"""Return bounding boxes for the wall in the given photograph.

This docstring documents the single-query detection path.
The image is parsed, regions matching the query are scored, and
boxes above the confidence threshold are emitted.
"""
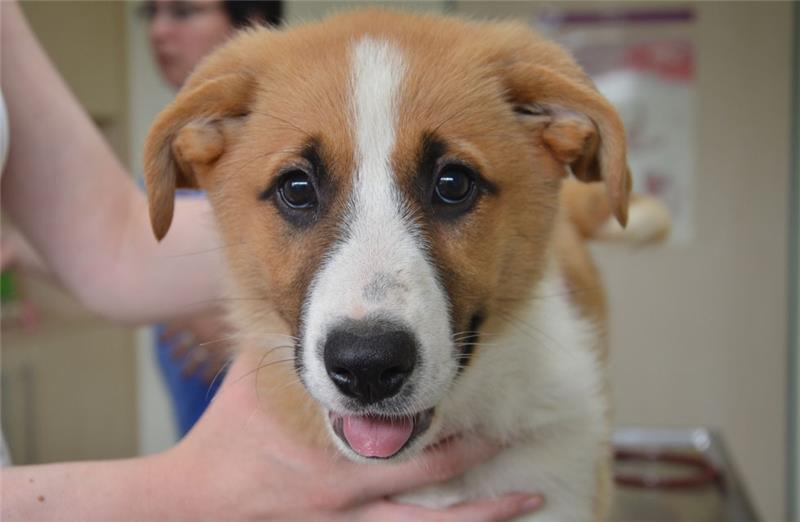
[21,0,129,160]
[601,5,792,520]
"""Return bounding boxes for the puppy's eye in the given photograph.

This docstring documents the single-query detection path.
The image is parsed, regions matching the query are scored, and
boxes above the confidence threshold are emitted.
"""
[434,165,475,205]
[279,170,317,209]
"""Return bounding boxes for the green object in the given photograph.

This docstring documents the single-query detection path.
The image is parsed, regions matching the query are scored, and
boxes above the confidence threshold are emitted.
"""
[0,270,17,302]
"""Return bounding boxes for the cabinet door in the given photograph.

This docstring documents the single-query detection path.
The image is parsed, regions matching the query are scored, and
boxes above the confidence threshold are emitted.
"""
[2,314,138,464]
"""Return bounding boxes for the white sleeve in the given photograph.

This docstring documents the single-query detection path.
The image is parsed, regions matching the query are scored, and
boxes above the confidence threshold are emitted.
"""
[0,92,9,465]
[0,91,9,173]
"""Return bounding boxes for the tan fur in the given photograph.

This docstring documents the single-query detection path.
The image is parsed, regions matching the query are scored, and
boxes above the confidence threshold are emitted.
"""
[562,179,671,243]
[553,211,608,341]
[250,348,331,450]
[552,206,614,521]
[143,9,636,518]
[561,180,614,240]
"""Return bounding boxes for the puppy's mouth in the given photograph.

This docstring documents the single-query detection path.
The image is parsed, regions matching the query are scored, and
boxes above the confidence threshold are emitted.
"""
[328,408,434,459]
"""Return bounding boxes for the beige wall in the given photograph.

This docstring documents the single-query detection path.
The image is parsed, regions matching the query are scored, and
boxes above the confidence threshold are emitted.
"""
[21,1,129,161]
[285,0,445,23]
[453,2,793,520]
[602,5,791,521]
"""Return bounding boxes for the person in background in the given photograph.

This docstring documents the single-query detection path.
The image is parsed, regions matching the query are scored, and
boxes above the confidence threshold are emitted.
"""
[145,1,283,88]
[141,0,284,438]
[1,1,544,519]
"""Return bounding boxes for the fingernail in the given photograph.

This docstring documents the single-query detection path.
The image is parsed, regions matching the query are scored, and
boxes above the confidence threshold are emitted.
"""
[521,494,544,512]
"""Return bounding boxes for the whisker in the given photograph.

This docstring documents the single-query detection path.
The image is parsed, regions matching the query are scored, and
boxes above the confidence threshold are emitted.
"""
[248,106,316,141]
[451,331,501,341]
[251,347,274,404]
[221,145,306,182]
[494,309,565,353]
[453,341,500,349]
[196,336,240,349]
[158,242,245,259]
[254,344,296,359]
[243,332,301,343]
[175,296,276,310]
[254,357,296,370]
[205,356,235,401]
[231,348,296,385]
[197,333,297,347]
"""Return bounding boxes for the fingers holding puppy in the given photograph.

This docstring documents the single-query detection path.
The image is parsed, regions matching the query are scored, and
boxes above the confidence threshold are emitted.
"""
[354,493,544,522]
[353,436,504,499]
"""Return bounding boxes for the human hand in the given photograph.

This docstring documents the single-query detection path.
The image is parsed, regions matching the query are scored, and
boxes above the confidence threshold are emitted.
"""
[160,308,233,383]
[150,352,544,521]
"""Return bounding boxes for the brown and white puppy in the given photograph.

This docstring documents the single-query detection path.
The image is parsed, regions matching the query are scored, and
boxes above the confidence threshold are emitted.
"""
[144,10,652,520]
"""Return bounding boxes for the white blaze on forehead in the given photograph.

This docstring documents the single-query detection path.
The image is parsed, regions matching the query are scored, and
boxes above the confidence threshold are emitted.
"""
[299,37,456,416]
[352,37,405,186]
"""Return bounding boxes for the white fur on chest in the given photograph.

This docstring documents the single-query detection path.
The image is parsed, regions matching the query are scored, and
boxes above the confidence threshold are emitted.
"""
[397,264,609,521]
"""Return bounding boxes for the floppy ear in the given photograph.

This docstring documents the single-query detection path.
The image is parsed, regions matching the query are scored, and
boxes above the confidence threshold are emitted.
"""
[505,63,631,227]
[143,72,254,240]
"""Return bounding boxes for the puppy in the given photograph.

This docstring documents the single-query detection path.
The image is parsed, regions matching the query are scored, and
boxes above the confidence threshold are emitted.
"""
[144,10,663,520]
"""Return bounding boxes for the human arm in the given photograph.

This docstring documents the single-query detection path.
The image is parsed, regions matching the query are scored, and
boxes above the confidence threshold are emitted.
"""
[2,353,543,522]
[1,224,50,278]
[0,1,224,324]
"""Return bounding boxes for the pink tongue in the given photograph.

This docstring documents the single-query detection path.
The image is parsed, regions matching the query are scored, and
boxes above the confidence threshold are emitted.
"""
[342,415,414,458]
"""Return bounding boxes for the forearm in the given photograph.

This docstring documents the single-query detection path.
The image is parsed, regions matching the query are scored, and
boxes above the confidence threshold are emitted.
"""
[100,195,226,324]
[2,456,183,522]
[0,2,223,323]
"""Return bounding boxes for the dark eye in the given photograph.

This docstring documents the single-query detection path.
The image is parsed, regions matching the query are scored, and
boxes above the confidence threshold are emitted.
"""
[279,170,317,209]
[434,165,475,205]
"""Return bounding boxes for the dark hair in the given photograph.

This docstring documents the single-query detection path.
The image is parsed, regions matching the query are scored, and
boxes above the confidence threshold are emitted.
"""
[222,1,283,28]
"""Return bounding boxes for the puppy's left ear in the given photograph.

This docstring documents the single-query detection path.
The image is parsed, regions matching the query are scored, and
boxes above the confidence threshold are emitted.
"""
[505,63,631,227]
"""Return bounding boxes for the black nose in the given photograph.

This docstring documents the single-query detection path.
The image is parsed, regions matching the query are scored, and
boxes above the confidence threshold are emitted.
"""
[323,321,417,404]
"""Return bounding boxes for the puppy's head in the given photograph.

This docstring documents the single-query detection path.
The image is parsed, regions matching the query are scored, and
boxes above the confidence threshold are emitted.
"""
[144,10,629,461]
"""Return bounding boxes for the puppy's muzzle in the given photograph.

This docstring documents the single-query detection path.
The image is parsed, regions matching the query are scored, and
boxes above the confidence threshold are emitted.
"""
[323,319,418,404]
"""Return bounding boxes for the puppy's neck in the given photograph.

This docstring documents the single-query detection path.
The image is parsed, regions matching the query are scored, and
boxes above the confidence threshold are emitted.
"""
[435,255,607,442]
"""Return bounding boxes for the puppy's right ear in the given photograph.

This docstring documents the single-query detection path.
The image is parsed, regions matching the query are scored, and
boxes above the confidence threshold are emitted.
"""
[503,63,631,227]
[143,72,254,240]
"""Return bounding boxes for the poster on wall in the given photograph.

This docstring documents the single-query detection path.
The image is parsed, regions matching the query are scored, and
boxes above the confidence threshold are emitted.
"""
[537,8,695,244]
